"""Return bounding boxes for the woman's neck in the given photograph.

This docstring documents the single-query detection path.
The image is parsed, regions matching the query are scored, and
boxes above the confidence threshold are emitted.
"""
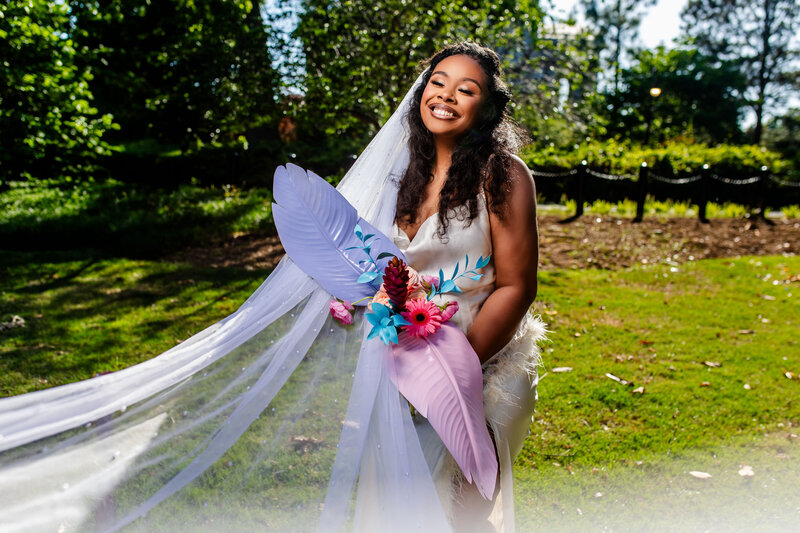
[431,137,456,183]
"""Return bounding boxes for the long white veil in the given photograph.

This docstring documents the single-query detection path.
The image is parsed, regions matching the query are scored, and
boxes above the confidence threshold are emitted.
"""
[0,74,452,532]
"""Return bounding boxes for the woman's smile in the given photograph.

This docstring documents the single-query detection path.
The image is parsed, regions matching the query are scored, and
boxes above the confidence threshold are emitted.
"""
[420,54,487,138]
[429,103,460,119]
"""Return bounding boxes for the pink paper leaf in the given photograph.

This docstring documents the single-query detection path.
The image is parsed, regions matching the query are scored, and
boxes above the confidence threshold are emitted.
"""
[389,323,498,499]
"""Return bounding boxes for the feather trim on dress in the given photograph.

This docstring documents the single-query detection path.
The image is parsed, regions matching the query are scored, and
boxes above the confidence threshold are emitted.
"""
[482,310,547,428]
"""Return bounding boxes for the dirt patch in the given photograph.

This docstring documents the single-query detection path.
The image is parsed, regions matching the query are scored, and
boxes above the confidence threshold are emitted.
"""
[538,215,799,270]
[168,216,799,272]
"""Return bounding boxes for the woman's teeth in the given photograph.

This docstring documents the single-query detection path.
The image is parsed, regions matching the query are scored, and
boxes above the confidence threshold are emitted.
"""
[432,107,455,118]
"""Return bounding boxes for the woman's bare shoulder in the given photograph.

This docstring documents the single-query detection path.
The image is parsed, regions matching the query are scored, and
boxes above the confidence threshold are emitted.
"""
[502,155,536,210]
[508,155,534,189]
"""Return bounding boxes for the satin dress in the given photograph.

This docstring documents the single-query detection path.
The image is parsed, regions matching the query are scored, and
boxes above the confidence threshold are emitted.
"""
[392,196,546,533]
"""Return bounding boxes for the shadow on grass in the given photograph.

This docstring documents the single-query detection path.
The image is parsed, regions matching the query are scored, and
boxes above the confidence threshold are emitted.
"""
[0,250,267,396]
[0,181,275,259]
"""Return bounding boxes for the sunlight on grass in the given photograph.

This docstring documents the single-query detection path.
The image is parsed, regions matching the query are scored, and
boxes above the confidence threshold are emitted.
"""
[2,253,798,529]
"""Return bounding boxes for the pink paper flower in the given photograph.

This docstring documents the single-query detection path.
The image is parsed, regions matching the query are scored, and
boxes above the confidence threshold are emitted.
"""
[329,299,354,325]
[401,298,443,338]
[440,301,459,322]
[421,274,440,290]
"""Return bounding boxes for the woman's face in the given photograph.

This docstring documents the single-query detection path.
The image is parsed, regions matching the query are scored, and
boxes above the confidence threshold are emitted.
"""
[419,54,488,140]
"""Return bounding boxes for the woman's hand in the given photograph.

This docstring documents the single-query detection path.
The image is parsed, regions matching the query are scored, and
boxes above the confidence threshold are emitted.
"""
[466,156,538,363]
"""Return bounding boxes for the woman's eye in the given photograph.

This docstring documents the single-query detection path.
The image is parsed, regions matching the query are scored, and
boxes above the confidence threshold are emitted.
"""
[459,88,474,95]
[431,80,444,87]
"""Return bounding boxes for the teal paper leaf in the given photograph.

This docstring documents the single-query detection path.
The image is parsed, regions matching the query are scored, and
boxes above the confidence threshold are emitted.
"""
[357,271,380,284]
[440,280,456,294]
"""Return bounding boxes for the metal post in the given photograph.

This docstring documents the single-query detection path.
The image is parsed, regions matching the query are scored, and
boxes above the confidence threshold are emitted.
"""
[698,164,710,224]
[575,160,586,218]
[634,162,648,223]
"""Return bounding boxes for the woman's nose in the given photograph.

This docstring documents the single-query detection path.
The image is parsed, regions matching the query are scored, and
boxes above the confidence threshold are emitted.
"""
[438,91,455,103]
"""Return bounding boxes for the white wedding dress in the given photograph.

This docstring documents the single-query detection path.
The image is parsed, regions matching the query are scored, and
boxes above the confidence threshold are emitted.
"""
[387,196,546,533]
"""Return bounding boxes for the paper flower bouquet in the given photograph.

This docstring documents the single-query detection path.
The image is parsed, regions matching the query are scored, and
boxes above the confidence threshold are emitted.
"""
[272,164,497,499]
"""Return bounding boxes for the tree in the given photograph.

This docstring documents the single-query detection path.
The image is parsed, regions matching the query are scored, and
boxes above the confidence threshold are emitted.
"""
[287,0,556,174]
[69,0,281,150]
[0,0,114,182]
[607,47,747,143]
[681,0,800,144]
[578,0,656,94]
[522,13,605,147]
[763,108,800,171]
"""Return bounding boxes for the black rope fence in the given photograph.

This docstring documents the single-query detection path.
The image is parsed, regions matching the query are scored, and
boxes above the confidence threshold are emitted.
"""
[769,176,800,188]
[530,169,577,179]
[531,161,800,223]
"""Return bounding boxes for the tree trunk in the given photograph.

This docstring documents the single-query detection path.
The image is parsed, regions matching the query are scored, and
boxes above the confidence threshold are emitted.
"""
[753,0,774,145]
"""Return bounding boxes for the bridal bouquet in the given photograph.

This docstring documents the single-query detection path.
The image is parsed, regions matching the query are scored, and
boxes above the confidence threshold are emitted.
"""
[329,226,490,345]
[272,164,498,499]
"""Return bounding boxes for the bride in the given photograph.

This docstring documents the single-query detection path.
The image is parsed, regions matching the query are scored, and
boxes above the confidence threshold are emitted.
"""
[0,42,543,533]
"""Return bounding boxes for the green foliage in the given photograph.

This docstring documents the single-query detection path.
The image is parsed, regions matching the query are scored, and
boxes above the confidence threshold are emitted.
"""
[288,0,549,175]
[540,197,800,219]
[578,0,656,92]
[604,47,747,144]
[763,108,800,174]
[521,138,789,176]
[0,179,274,255]
[781,204,800,218]
[69,0,281,151]
[0,0,115,182]
[681,0,800,143]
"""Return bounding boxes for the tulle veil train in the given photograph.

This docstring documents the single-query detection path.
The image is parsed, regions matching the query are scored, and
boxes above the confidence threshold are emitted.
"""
[0,73,465,532]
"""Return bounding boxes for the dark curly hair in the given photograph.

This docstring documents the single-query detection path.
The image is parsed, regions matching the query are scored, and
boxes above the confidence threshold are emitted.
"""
[394,42,526,238]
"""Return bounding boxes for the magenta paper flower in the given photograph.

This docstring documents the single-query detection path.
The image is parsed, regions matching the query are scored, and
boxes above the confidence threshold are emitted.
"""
[401,298,443,338]
[329,299,354,325]
[440,301,459,322]
[421,274,439,290]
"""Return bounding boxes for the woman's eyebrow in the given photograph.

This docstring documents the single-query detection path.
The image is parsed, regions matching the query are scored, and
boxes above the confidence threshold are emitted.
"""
[431,70,483,90]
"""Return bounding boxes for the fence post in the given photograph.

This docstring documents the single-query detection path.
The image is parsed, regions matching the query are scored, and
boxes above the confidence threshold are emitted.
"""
[697,163,710,223]
[634,162,648,223]
[756,165,773,224]
[574,160,586,218]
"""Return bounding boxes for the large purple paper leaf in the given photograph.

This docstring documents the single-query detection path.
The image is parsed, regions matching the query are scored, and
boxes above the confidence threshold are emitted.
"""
[272,164,405,304]
[389,323,498,499]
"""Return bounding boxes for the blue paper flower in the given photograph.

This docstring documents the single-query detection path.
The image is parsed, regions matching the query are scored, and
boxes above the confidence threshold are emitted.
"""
[365,302,411,345]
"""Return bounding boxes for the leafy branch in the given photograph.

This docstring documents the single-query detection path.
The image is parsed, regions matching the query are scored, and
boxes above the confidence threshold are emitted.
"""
[346,224,393,290]
[427,254,491,300]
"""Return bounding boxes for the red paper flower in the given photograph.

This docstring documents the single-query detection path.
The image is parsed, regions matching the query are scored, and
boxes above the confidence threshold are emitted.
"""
[401,298,443,338]
[383,257,410,311]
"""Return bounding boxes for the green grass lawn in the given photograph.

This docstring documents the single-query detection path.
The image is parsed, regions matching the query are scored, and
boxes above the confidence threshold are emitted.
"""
[517,255,800,531]
[1,251,798,529]
[0,250,266,396]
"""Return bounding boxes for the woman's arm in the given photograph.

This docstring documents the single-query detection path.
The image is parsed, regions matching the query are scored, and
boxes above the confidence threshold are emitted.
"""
[466,156,539,363]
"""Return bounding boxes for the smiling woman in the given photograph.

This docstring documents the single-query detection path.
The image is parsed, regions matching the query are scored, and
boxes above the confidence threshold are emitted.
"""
[388,42,543,532]
[0,42,543,533]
